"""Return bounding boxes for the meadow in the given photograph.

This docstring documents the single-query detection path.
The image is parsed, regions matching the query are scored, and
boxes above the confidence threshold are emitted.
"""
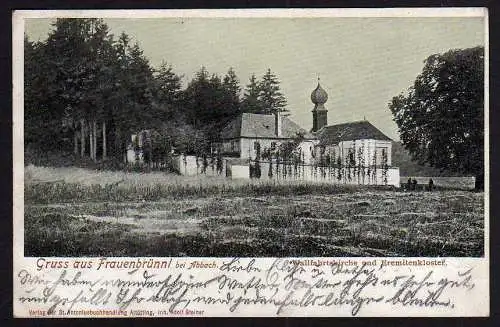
[24,166,484,257]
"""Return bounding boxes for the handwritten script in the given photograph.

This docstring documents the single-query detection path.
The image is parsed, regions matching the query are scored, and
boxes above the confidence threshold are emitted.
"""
[15,258,477,317]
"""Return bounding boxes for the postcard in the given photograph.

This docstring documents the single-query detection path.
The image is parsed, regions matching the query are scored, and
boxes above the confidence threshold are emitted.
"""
[13,8,489,317]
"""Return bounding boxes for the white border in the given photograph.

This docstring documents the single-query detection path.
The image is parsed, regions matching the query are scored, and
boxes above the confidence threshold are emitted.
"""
[14,8,486,19]
[12,9,489,318]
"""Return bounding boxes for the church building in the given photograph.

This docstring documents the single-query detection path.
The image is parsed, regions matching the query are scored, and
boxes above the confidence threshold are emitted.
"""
[309,80,393,169]
[219,79,394,168]
[218,79,399,186]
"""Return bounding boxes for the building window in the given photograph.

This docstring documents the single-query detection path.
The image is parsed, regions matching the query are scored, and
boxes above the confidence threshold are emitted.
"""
[254,141,261,159]
[375,147,387,166]
[347,148,355,166]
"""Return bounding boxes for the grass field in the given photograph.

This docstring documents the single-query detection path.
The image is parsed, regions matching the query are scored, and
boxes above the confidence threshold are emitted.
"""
[24,166,484,257]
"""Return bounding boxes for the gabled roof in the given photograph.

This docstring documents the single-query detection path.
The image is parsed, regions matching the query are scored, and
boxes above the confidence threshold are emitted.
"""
[221,113,314,140]
[317,120,392,145]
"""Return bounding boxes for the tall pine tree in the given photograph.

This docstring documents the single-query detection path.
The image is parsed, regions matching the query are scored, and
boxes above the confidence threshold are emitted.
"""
[154,61,182,108]
[222,67,241,119]
[241,74,262,113]
[182,67,242,149]
[258,68,287,114]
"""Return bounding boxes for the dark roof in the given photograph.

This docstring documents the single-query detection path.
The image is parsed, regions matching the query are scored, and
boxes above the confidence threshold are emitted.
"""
[317,120,392,145]
[221,113,314,140]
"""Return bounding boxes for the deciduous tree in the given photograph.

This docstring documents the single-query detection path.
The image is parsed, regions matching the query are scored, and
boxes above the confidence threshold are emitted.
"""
[389,46,484,189]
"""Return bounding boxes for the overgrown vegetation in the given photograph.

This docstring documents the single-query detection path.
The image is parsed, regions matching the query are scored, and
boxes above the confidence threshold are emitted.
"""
[25,167,483,257]
[26,179,381,204]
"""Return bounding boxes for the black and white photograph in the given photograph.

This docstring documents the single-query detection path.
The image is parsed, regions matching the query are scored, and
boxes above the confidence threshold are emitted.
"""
[22,12,486,258]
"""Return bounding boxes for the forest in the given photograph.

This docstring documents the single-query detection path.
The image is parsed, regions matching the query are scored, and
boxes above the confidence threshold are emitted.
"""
[25,18,287,168]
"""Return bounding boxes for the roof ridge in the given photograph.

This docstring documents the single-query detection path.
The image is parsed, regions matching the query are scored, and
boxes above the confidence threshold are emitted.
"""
[326,120,371,126]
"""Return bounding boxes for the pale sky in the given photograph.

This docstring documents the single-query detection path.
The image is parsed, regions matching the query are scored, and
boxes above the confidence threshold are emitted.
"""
[25,16,485,140]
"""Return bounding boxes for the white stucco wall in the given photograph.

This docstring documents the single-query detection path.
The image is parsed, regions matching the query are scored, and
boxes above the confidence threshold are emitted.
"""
[296,140,319,164]
[320,139,392,166]
[238,138,317,160]
[386,167,400,187]
[231,165,250,179]
[252,162,399,186]
[173,155,227,176]
[225,136,399,186]
[240,138,260,159]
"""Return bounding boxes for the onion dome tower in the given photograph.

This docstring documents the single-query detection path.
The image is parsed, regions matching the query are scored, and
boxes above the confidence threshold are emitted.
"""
[311,77,328,132]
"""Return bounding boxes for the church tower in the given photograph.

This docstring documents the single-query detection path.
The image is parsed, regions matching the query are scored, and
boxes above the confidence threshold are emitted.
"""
[311,78,328,132]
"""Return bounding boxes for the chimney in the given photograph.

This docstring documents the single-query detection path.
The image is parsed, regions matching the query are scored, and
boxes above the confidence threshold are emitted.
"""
[274,111,282,137]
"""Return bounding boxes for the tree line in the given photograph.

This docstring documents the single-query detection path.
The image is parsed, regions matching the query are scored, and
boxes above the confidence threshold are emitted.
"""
[25,18,288,165]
